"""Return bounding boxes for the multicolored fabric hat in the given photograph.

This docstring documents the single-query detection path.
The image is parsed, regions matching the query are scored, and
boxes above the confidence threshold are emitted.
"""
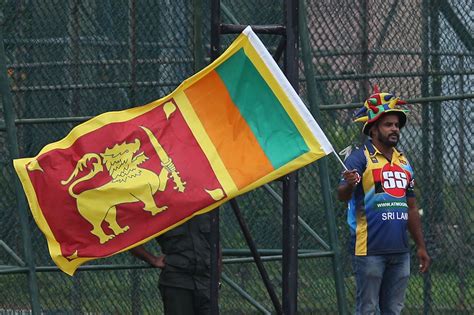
[353,85,409,135]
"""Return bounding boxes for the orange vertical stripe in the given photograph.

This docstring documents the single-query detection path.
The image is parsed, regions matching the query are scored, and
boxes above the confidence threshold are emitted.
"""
[184,70,274,189]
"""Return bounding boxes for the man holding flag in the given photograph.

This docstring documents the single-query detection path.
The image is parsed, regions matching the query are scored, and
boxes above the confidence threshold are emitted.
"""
[338,86,431,314]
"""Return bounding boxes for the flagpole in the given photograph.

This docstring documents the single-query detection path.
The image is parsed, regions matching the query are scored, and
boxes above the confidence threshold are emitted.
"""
[332,151,349,171]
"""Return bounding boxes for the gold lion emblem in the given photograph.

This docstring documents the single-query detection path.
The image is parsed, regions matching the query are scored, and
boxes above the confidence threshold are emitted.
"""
[60,126,185,244]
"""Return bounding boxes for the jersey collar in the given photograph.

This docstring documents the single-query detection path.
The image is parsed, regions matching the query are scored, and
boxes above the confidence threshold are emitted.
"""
[365,139,404,159]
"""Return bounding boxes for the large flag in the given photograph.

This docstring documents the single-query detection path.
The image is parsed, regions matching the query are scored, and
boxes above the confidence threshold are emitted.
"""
[13,26,334,275]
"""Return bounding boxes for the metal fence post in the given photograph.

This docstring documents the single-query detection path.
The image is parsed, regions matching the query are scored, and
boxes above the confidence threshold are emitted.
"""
[421,1,433,314]
[0,10,41,314]
[230,199,283,314]
[66,2,83,311]
[282,1,299,314]
[126,2,143,313]
[193,0,204,72]
[128,0,137,103]
[430,0,444,223]
[210,1,221,314]
[456,54,468,309]
[299,1,349,313]
[359,0,369,99]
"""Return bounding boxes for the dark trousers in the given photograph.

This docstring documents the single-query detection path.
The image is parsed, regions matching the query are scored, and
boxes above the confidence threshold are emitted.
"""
[159,285,210,315]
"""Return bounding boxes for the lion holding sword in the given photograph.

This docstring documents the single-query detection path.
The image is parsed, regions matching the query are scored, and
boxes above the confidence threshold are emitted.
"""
[61,126,186,244]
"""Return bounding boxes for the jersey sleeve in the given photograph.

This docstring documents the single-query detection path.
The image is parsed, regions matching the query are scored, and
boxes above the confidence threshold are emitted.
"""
[400,153,416,198]
[406,169,415,198]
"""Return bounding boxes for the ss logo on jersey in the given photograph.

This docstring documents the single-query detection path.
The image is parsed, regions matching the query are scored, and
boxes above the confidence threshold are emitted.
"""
[382,171,407,189]
[380,164,410,198]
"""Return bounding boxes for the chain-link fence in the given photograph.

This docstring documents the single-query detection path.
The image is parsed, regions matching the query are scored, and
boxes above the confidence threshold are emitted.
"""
[0,0,472,314]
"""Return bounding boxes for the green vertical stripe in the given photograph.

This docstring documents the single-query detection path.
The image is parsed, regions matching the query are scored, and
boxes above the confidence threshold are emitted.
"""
[215,48,308,168]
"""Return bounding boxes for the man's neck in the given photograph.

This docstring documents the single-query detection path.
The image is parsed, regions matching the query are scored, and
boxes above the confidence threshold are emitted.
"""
[371,138,394,160]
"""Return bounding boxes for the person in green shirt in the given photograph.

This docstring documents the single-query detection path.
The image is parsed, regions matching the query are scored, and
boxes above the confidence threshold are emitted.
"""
[130,213,213,315]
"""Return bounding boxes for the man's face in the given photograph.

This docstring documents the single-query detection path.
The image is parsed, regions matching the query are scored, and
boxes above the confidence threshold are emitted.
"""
[372,113,401,147]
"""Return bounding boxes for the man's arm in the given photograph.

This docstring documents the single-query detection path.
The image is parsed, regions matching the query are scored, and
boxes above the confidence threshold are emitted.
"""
[407,197,431,273]
[130,245,165,269]
[337,169,360,202]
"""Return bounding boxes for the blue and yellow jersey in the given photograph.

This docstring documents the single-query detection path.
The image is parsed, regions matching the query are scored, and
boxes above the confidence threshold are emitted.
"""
[341,140,415,256]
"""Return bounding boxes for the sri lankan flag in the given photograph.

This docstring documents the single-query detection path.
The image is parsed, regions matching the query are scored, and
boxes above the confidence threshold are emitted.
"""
[13,27,334,275]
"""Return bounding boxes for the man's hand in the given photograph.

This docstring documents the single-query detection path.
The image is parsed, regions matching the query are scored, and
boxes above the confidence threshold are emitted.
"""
[130,245,165,269]
[342,169,361,187]
[407,197,431,273]
[150,255,166,269]
[417,248,431,273]
[337,169,361,202]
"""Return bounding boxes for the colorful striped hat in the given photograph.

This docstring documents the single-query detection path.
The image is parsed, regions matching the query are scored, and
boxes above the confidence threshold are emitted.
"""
[353,85,409,135]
